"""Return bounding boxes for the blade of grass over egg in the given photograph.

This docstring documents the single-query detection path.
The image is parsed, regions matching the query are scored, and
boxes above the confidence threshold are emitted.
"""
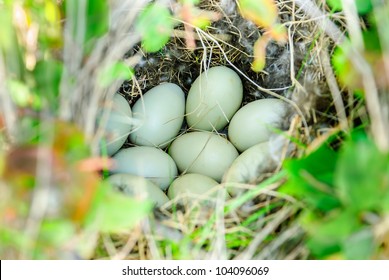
[192,172,287,249]
[224,170,287,214]
[296,32,321,81]
[241,200,284,228]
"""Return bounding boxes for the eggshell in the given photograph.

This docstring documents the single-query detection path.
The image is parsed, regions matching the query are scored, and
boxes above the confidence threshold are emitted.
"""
[186,66,243,131]
[169,131,239,181]
[107,173,169,207]
[111,146,178,190]
[228,99,290,152]
[130,83,185,148]
[99,94,132,156]
[222,141,277,196]
[167,173,220,200]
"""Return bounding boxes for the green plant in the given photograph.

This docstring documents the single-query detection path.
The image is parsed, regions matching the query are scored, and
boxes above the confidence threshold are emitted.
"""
[0,0,155,259]
[281,130,389,259]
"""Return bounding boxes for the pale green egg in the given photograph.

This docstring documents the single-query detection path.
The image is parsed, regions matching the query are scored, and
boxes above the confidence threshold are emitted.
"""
[169,131,239,182]
[130,83,185,148]
[107,173,169,207]
[111,146,178,190]
[186,66,243,131]
[99,94,132,156]
[222,141,277,196]
[228,99,290,152]
[167,173,220,201]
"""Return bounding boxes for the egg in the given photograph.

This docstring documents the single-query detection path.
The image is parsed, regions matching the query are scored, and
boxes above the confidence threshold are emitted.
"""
[169,131,239,182]
[167,173,220,201]
[111,146,178,190]
[223,140,284,196]
[130,83,185,148]
[186,66,243,131]
[228,98,290,152]
[99,94,132,156]
[107,173,169,207]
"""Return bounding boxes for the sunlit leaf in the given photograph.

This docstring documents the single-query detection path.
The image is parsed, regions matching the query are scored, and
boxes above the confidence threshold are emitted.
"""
[191,15,211,30]
[8,79,31,107]
[238,0,278,29]
[342,228,375,260]
[281,144,341,212]
[180,0,201,5]
[332,44,364,90]
[0,228,29,255]
[98,62,134,88]
[44,0,61,24]
[335,136,389,212]
[251,37,268,72]
[326,0,373,15]
[85,182,152,233]
[38,220,76,247]
[136,4,174,53]
[303,210,361,258]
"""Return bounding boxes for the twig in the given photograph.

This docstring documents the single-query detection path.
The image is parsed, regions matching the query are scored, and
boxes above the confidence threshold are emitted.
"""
[294,0,346,45]
[0,54,16,141]
[233,206,293,260]
[320,45,349,131]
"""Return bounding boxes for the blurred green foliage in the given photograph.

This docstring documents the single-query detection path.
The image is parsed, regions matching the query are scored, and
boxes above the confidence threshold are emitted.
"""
[136,3,174,53]
[281,130,389,259]
[326,0,373,14]
[0,0,150,259]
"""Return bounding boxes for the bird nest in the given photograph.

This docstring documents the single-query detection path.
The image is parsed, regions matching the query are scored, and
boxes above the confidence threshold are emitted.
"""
[92,0,343,260]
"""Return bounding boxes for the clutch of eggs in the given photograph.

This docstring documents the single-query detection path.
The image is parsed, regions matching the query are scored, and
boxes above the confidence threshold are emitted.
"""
[102,66,292,205]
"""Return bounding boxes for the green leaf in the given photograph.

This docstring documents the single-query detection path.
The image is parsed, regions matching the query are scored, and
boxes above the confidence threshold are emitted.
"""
[342,228,375,260]
[98,62,134,87]
[65,0,109,53]
[33,59,63,112]
[0,228,29,253]
[281,144,341,212]
[332,43,363,90]
[335,136,389,212]
[326,0,373,14]
[136,4,174,53]
[85,0,109,41]
[238,0,278,28]
[303,210,361,258]
[38,220,76,246]
[180,0,201,5]
[85,182,152,233]
[8,79,31,107]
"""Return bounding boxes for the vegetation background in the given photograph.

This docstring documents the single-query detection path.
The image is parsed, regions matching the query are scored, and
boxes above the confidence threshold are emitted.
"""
[0,0,388,259]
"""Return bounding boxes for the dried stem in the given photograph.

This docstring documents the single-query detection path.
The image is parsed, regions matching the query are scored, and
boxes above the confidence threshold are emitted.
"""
[0,54,16,142]
[320,45,349,131]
